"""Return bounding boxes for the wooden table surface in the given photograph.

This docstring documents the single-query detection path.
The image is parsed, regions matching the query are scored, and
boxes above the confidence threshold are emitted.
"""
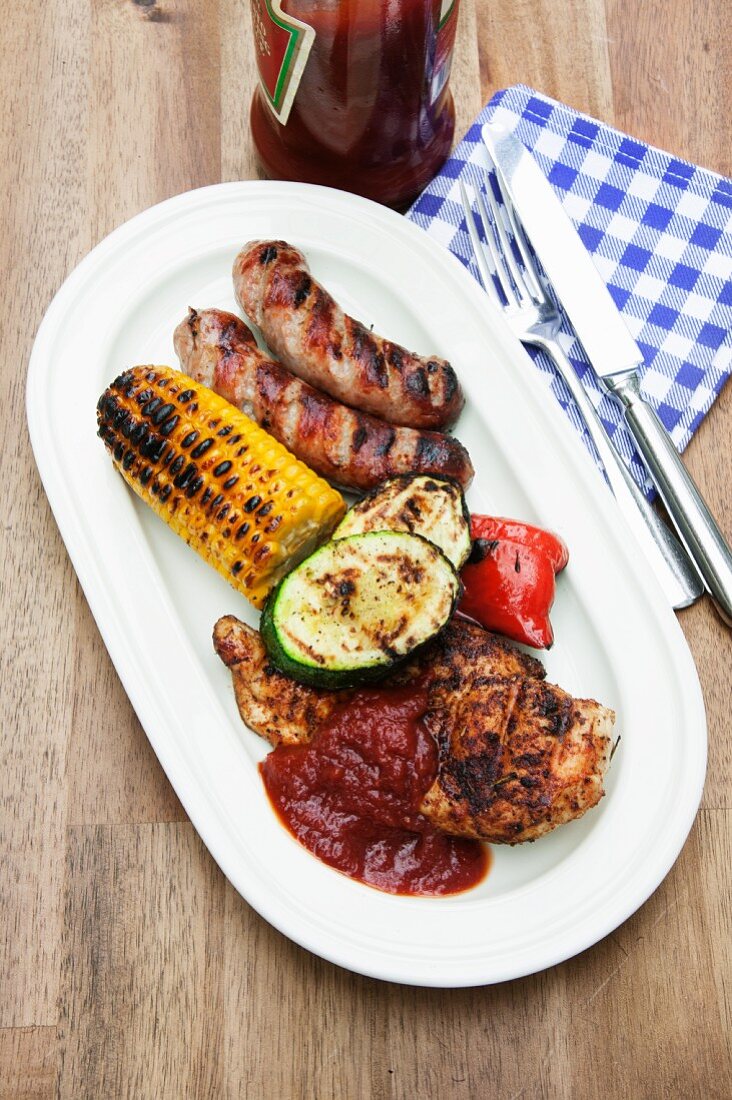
[3,1,731,1096]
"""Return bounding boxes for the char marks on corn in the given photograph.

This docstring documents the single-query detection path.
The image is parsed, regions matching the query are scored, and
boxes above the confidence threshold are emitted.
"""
[96,365,345,609]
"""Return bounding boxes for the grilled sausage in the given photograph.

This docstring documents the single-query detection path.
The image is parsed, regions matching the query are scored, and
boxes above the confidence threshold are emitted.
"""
[173,308,474,493]
[232,240,464,430]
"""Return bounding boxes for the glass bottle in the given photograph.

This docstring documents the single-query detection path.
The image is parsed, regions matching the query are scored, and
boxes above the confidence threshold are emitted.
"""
[249,0,460,210]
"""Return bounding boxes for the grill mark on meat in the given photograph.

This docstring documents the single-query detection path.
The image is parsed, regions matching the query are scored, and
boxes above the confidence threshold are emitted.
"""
[213,616,558,760]
[435,679,521,815]
[233,240,465,429]
[306,287,334,352]
[440,734,505,813]
[221,315,238,341]
[386,344,404,372]
[352,425,368,451]
[406,367,429,398]
[416,433,448,467]
[355,421,401,480]
[347,318,389,389]
[296,389,331,446]
[375,427,396,457]
[535,685,573,737]
[255,361,289,407]
[441,364,459,402]
[174,307,474,492]
[292,272,312,308]
[265,267,301,312]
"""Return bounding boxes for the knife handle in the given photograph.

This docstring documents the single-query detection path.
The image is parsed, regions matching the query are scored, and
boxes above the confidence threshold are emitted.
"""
[534,337,702,608]
[606,371,732,626]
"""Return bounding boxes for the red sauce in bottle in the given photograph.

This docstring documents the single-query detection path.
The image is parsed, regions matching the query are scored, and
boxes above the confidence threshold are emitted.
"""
[260,685,490,896]
[250,0,460,210]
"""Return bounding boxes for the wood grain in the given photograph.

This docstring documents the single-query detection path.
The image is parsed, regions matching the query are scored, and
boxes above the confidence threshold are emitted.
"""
[0,0,89,1031]
[220,0,263,184]
[58,824,226,1098]
[0,1029,57,1100]
[606,0,732,177]
[450,0,484,141]
[221,883,378,1099]
[1,0,731,1095]
[89,0,221,242]
[476,0,615,119]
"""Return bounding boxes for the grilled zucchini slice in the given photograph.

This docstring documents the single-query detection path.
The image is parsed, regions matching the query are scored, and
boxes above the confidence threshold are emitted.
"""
[333,474,472,570]
[260,531,461,688]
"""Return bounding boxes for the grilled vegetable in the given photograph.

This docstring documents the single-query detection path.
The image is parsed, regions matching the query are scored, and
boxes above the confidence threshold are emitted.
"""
[260,531,461,689]
[459,516,569,649]
[97,365,346,608]
[333,474,472,570]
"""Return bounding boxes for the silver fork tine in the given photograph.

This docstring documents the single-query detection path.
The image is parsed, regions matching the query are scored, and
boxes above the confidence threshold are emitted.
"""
[476,179,527,308]
[458,181,502,309]
[484,155,546,302]
[458,158,704,610]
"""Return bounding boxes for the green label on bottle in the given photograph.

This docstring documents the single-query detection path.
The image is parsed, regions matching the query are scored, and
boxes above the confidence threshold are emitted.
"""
[250,0,315,125]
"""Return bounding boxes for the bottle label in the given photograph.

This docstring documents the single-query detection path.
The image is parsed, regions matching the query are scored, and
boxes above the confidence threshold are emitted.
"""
[250,0,315,126]
[431,0,458,104]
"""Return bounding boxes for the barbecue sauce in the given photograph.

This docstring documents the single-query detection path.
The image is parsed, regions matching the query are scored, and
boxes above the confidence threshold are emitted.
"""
[250,0,460,210]
[260,685,490,896]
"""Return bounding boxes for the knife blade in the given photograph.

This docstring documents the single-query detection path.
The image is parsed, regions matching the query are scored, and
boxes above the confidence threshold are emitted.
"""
[483,121,732,626]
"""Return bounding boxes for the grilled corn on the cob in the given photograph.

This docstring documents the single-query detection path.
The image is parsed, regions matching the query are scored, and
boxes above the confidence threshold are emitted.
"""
[97,365,346,608]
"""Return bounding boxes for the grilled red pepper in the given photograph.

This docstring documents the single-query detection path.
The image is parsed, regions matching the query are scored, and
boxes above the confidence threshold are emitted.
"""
[459,516,569,649]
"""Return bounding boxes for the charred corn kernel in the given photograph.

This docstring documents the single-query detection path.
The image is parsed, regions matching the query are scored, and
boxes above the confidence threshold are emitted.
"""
[97,365,346,608]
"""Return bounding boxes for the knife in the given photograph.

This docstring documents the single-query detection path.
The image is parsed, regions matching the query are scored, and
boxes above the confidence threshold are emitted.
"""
[483,121,732,627]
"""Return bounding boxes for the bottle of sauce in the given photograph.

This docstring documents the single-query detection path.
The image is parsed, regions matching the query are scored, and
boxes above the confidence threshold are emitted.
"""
[249,0,460,210]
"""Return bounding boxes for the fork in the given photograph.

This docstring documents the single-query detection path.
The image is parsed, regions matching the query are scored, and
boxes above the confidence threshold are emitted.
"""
[458,177,703,609]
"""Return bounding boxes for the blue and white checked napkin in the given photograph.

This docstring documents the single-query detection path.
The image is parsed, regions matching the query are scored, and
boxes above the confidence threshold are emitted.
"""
[408,85,732,497]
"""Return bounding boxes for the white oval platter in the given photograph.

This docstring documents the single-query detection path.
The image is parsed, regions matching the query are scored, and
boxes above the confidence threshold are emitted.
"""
[27,181,706,987]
